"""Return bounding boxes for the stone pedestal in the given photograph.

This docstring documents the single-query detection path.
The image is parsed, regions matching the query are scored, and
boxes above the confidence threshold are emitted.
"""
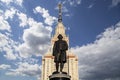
[49,72,71,80]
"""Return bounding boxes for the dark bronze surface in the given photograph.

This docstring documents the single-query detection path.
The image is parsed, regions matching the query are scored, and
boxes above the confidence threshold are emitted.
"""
[53,34,68,72]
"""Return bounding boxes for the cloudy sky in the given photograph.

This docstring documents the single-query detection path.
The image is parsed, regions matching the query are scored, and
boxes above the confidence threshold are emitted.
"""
[0,0,120,80]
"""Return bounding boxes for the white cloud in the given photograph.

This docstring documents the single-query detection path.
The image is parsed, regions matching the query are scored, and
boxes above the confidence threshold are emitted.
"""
[88,4,94,8]
[71,21,120,80]
[0,64,11,70]
[4,8,17,19]
[0,16,11,32]
[0,4,19,60]
[62,6,69,12]
[0,34,8,48]
[0,1,51,80]
[33,6,57,26]
[6,62,41,77]
[15,0,23,6]
[16,7,57,58]
[17,12,52,58]
[0,0,13,5]
[65,14,71,17]
[3,46,17,60]
[19,57,39,64]
[0,0,23,6]
[63,0,81,6]
[76,0,81,4]
[0,10,3,14]
[55,5,69,13]
[0,33,18,60]
[17,12,28,27]
[0,7,17,32]
[111,0,120,7]
[19,19,52,57]
[15,6,57,58]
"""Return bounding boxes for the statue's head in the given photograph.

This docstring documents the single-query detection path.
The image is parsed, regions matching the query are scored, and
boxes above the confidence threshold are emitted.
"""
[58,34,63,40]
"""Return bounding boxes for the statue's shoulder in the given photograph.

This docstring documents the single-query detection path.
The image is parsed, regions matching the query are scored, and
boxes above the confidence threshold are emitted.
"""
[62,40,67,43]
[55,40,59,44]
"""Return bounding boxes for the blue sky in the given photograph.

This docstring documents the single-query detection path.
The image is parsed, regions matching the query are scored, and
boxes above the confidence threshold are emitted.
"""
[0,0,120,80]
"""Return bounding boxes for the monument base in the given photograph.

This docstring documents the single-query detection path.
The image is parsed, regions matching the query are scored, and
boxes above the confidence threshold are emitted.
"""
[49,72,71,80]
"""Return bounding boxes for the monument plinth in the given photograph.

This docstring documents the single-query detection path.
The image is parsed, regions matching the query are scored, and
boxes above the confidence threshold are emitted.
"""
[49,72,71,80]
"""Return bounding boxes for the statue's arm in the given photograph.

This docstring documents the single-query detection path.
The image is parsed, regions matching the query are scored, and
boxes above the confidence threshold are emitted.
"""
[53,42,56,56]
[63,41,68,50]
[65,41,68,50]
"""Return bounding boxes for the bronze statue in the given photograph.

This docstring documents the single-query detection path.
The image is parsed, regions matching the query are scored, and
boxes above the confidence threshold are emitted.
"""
[53,34,68,72]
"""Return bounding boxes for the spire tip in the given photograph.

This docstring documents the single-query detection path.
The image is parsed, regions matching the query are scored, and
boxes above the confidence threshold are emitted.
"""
[58,3,62,22]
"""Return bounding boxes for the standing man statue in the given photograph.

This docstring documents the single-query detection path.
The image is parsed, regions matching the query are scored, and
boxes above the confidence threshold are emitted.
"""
[53,34,68,73]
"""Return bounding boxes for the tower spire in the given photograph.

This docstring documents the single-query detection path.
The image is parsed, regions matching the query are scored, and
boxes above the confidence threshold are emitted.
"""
[58,3,62,22]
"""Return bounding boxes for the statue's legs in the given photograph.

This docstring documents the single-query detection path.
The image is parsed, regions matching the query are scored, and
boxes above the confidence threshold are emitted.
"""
[56,62,59,72]
[60,62,64,72]
[55,62,64,72]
